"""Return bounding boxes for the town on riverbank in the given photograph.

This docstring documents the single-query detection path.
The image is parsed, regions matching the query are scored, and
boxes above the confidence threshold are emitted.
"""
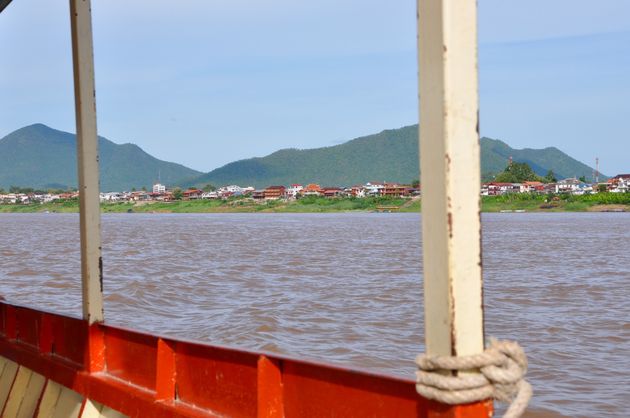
[0,173,629,213]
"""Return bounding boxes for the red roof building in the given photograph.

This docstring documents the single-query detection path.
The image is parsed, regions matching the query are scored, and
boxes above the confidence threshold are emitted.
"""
[263,186,286,200]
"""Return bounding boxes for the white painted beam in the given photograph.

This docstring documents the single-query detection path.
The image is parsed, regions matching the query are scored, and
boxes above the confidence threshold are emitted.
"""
[70,0,104,324]
[418,0,484,358]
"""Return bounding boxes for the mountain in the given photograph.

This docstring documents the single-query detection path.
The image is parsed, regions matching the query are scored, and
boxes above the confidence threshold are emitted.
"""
[1,123,600,191]
[0,124,201,191]
[187,125,601,188]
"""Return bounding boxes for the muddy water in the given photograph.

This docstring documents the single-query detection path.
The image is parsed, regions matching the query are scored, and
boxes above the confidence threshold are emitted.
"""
[0,212,628,417]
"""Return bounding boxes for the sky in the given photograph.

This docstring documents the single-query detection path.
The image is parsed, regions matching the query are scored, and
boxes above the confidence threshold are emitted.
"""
[0,0,629,176]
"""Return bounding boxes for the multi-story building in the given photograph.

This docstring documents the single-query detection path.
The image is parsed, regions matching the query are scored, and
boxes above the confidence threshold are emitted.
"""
[263,186,286,200]
[153,183,166,194]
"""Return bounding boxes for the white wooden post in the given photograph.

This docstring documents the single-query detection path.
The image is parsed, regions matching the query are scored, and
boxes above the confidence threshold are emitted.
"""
[70,0,104,324]
[418,0,484,359]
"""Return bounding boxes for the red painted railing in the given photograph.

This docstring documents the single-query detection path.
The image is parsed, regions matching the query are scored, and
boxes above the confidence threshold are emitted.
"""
[0,302,492,417]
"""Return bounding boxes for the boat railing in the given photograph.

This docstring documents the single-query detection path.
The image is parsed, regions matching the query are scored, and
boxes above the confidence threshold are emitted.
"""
[0,0,530,416]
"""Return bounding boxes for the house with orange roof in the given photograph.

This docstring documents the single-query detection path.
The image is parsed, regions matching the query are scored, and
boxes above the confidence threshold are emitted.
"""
[182,189,203,200]
[301,184,322,196]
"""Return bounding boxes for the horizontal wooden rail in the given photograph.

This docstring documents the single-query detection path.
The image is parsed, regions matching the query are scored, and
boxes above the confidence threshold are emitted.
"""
[0,302,491,417]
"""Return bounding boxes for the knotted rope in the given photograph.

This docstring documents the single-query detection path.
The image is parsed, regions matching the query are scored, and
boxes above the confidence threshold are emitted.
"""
[415,339,532,418]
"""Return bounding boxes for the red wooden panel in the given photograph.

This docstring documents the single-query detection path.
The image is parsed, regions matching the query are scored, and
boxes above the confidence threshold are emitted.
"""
[0,303,5,335]
[50,313,87,365]
[257,356,284,418]
[175,342,258,418]
[15,307,41,347]
[0,302,492,418]
[283,360,427,417]
[40,312,54,354]
[77,372,214,418]
[87,323,105,373]
[4,305,16,339]
[155,338,176,401]
[104,327,157,390]
[426,400,493,418]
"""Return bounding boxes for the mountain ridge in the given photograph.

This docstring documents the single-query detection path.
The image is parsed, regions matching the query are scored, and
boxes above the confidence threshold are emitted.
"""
[186,125,601,188]
[0,124,201,191]
[0,123,602,191]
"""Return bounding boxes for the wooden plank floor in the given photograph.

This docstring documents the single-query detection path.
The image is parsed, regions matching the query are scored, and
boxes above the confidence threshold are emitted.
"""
[0,356,126,418]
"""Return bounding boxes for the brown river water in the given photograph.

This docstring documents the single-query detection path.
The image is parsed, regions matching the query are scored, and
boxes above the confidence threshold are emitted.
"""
[0,212,628,417]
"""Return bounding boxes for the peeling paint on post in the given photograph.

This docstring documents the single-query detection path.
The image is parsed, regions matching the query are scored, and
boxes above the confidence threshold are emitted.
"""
[70,0,104,324]
[417,0,484,361]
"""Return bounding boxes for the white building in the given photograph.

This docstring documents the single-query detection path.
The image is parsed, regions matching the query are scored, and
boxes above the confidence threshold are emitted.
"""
[201,191,219,199]
[100,192,124,202]
[609,174,630,193]
[286,184,304,198]
[364,182,384,196]
[153,183,166,194]
[555,178,584,194]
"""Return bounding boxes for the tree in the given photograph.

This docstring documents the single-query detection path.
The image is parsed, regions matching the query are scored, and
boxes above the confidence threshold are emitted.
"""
[411,179,420,188]
[202,184,216,192]
[578,176,586,183]
[141,186,147,192]
[544,170,557,183]
[495,162,541,183]
[172,188,183,200]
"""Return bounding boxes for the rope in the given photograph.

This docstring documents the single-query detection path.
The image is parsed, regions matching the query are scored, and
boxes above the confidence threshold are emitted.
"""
[415,339,532,418]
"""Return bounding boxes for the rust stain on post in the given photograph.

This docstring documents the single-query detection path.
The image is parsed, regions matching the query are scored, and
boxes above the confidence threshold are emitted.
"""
[447,212,453,238]
[99,256,103,293]
[418,0,485,362]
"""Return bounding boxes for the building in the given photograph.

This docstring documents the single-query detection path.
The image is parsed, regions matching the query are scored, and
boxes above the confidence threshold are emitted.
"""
[608,174,630,193]
[349,186,365,198]
[201,191,219,199]
[364,182,385,196]
[382,183,411,197]
[555,178,583,194]
[322,187,343,198]
[251,190,265,200]
[485,182,519,195]
[263,186,286,200]
[182,189,203,200]
[153,183,166,194]
[217,185,245,196]
[286,184,303,198]
[301,184,322,197]
[131,191,150,201]
[520,181,545,193]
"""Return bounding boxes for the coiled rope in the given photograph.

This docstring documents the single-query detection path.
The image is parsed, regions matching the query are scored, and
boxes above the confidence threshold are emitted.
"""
[415,339,532,418]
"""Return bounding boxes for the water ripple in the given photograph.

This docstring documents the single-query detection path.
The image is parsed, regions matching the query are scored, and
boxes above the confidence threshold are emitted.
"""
[0,212,628,417]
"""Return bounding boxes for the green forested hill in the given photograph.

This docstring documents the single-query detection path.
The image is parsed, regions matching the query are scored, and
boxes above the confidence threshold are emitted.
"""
[0,124,201,191]
[479,137,598,180]
[1,123,600,191]
[188,125,600,188]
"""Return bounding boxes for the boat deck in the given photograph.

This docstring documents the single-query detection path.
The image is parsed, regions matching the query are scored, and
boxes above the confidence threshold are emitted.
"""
[0,357,123,417]
[0,302,492,417]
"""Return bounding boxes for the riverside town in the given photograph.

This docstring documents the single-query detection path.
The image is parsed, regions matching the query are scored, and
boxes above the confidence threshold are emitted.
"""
[0,174,629,205]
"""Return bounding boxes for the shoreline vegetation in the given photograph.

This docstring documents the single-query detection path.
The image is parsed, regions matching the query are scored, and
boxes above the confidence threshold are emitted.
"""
[0,193,628,214]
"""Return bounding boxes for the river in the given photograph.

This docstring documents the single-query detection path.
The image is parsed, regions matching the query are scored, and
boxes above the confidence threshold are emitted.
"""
[0,212,628,417]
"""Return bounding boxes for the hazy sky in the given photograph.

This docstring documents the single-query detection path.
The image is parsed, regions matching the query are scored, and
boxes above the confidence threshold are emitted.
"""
[1,0,628,176]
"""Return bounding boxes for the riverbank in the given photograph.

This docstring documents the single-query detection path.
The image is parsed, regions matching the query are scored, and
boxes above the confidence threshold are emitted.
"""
[0,196,419,213]
[0,194,628,213]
